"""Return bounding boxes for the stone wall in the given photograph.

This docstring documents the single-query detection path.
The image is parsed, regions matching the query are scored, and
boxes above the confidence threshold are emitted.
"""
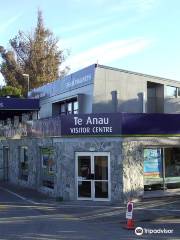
[2,135,179,202]
[0,137,123,202]
[122,140,144,200]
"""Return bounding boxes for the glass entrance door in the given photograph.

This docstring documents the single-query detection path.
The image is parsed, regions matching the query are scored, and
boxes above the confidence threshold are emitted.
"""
[76,152,110,201]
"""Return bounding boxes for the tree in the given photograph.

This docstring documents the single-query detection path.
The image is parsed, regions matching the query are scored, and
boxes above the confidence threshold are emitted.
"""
[0,85,22,97]
[0,47,24,89]
[0,10,69,96]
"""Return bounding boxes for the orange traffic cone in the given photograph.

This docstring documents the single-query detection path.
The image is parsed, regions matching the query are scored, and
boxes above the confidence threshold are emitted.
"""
[125,219,135,230]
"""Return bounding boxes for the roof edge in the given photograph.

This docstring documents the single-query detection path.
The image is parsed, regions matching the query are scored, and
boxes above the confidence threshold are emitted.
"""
[96,64,180,84]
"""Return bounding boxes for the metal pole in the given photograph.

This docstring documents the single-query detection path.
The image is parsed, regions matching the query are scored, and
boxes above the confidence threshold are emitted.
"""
[23,74,30,94]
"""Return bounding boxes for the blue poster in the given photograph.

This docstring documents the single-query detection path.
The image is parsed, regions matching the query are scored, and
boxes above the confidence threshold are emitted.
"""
[144,149,162,178]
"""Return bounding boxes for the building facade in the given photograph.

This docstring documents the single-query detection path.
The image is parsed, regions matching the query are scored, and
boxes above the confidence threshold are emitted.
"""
[29,64,180,118]
[1,65,180,202]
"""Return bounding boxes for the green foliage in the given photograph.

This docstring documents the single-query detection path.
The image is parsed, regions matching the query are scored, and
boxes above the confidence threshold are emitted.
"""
[0,10,69,96]
[0,85,22,97]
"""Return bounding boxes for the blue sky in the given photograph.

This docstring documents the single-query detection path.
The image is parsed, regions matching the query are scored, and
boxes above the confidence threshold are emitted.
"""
[0,0,180,85]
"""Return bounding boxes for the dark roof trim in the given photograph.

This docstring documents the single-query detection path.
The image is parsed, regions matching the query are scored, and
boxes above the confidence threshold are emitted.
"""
[0,97,39,110]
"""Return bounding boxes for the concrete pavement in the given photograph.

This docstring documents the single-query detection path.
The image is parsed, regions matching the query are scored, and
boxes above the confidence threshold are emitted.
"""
[0,182,180,240]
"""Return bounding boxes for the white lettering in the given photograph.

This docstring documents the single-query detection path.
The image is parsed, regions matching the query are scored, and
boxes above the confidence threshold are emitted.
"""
[86,117,109,125]
[86,117,92,125]
[66,74,92,89]
[74,117,82,126]
[92,126,113,133]
[143,228,174,234]
[70,127,90,134]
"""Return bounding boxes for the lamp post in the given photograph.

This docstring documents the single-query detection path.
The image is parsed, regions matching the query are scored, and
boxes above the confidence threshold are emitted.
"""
[22,74,30,94]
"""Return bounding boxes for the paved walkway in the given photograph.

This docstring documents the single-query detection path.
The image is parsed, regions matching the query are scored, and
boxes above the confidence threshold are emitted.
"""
[0,182,180,222]
[143,188,180,198]
[0,182,180,239]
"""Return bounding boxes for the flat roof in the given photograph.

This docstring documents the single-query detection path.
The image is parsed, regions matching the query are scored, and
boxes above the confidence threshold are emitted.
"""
[29,64,180,100]
[97,64,180,85]
[0,97,39,111]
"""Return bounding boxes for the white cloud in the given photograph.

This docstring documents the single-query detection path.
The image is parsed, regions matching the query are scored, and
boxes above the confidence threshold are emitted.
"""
[109,0,159,14]
[62,38,153,72]
[0,14,21,33]
[59,16,137,50]
[71,0,110,5]
[135,0,159,12]
[56,0,159,35]
[55,15,114,34]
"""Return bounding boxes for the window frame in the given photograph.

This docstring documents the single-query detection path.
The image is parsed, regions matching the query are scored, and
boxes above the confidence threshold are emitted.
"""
[59,98,78,115]
[165,85,178,98]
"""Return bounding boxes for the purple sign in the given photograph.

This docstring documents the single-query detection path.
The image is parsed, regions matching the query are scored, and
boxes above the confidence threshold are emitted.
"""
[3,112,180,138]
[61,112,180,137]
[0,97,39,110]
[61,113,122,136]
[122,113,180,135]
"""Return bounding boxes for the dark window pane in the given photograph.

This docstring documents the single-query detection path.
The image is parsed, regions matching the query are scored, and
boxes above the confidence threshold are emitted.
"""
[59,98,78,115]
[78,156,91,179]
[42,180,54,189]
[24,148,28,162]
[19,147,28,181]
[165,148,180,177]
[178,88,180,97]
[78,181,91,198]
[95,181,108,198]
[94,156,108,180]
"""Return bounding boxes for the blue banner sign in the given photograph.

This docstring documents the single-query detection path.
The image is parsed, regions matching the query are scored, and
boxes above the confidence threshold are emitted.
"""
[61,113,122,136]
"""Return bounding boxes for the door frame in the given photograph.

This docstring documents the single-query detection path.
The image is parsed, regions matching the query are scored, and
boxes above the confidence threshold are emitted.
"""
[75,152,111,201]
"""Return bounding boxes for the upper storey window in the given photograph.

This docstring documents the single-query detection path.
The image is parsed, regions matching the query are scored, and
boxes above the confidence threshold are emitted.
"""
[165,86,177,97]
[60,98,78,115]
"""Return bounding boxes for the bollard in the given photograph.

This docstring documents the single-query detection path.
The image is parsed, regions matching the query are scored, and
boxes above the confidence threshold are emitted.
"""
[124,200,135,230]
